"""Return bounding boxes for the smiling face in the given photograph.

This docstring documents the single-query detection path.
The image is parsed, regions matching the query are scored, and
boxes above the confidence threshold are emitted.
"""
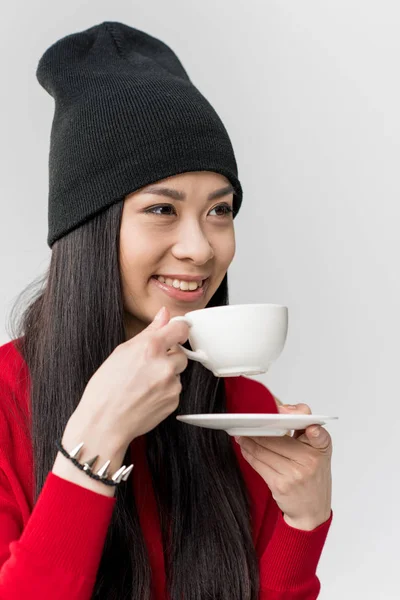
[119,171,236,340]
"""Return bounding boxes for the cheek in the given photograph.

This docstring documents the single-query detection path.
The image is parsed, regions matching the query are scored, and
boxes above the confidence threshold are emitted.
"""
[119,229,155,289]
[207,231,235,293]
[216,229,235,266]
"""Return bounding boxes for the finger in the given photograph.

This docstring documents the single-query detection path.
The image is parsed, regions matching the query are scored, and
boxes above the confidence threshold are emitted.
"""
[155,319,190,352]
[239,444,283,486]
[276,405,297,437]
[298,426,332,452]
[278,403,312,439]
[243,434,315,464]
[238,437,293,476]
[277,403,312,415]
[146,305,170,331]
[166,343,181,355]
[168,348,189,375]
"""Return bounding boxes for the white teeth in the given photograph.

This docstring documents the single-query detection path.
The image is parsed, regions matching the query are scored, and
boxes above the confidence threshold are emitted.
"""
[155,275,204,291]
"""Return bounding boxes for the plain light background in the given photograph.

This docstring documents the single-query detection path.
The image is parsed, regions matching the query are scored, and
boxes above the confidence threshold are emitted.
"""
[1,2,398,598]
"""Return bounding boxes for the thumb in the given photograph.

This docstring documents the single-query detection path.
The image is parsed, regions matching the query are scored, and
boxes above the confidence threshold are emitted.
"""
[277,404,297,437]
[278,404,313,439]
[147,306,170,331]
[296,426,331,452]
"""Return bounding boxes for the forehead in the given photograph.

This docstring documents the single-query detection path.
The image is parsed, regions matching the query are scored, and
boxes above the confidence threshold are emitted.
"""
[125,171,233,203]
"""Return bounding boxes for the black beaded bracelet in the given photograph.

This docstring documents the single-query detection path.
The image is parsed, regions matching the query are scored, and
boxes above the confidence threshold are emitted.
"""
[55,439,134,487]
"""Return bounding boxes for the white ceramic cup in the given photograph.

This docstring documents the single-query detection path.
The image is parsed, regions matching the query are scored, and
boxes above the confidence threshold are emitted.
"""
[169,303,288,377]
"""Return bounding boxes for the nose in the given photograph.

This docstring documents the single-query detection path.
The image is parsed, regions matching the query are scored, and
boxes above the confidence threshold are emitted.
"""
[171,221,215,263]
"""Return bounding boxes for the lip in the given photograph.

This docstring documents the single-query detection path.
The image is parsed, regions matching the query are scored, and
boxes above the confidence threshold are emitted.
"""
[154,274,210,283]
[151,276,209,302]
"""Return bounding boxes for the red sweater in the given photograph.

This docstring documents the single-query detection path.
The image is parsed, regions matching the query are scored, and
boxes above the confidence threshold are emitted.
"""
[0,340,332,599]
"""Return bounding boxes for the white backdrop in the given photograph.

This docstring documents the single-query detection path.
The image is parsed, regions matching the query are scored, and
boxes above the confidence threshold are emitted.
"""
[1,2,398,598]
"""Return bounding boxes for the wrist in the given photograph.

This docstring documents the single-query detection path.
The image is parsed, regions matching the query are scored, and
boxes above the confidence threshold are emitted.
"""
[52,452,118,497]
[283,511,331,531]
[64,414,128,458]
[53,419,130,498]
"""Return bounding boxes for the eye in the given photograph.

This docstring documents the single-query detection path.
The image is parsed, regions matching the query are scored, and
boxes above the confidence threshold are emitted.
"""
[144,204,176,216]
[143,203,234,217]
[209,204,234,217]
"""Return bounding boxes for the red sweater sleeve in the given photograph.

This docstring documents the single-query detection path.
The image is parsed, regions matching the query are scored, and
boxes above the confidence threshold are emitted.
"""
[258,508,333,599]
[0,340,116,598]
[0,470,116,599]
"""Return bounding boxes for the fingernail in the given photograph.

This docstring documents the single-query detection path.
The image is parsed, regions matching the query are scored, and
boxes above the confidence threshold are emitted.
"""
[283,405,297,410]
[312,427,321,437]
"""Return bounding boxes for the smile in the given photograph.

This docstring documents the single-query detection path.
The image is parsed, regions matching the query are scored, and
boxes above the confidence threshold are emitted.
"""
[151,276,209,302]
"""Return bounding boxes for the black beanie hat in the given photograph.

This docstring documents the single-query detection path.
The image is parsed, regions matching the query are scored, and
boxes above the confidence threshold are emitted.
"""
[36,21,243,248]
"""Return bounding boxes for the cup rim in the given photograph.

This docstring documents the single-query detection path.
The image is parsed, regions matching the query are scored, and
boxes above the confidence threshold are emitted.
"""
[183,303,288,316]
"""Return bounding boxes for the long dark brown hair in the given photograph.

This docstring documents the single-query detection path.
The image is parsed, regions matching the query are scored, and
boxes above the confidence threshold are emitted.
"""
[7,197,260,599]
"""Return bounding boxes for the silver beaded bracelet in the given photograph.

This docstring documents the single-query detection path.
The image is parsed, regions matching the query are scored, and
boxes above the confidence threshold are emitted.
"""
[55,440,134,486]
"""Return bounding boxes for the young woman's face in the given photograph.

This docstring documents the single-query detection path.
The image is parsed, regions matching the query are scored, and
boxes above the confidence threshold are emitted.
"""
[119,171,236,339]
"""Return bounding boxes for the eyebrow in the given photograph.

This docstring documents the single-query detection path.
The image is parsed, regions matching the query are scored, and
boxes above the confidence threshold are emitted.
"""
[141,183,235,202]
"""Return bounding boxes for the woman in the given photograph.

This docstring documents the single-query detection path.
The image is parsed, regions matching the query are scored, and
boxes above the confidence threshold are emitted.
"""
[0,21,333,600]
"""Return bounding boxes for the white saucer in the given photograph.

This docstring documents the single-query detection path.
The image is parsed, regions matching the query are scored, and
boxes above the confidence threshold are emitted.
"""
[176,414,338,436]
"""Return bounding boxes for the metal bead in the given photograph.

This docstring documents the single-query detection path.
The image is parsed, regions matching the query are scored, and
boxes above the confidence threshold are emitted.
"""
[111,465,127,483]
[96,460,111,479]
[69,442,84,459]
[82,455,99,471]
[120,464,134,481]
